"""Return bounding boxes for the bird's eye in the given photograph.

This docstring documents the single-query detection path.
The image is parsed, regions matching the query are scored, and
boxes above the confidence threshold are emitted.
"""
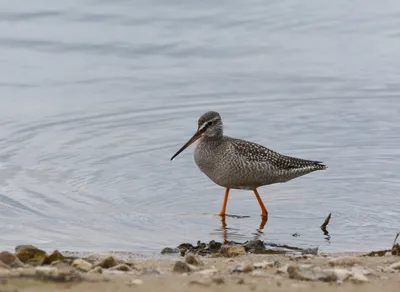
[208,121,214,126]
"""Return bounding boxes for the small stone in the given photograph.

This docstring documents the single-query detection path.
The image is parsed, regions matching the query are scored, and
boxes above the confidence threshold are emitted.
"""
[89,266,103,274]
[94,256,118,269]
[173,261,192,273]
[129,279,143,286]
[243,240,265,252]
[251,270,265,277]
[212,277,224,285]
[161,247,179,255]
[254,261,275,269]
[0,251,24,268]
[276,264,289,274]
[328,256,361,267]
[232,263,253,273]
[72,259,93,272]
[389,262,400,270]
[219,245,246,258]
[42,250,65,265]
[185,254,204,266]
[109,264,132,272]
[236,278,245,284]
[350,271,368,283]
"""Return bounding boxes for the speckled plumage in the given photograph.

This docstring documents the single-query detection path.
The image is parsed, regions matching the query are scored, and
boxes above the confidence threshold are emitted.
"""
[171,111,327,216]
[193,111,327,190]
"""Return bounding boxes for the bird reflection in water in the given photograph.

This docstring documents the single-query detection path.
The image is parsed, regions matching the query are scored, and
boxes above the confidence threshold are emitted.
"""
[215,214,269,244]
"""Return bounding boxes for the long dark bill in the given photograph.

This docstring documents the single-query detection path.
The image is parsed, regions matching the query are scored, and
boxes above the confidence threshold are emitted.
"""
[170,130,202,161]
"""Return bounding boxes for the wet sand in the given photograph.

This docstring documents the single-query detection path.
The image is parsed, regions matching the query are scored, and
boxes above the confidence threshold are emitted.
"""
[1,249,400,292]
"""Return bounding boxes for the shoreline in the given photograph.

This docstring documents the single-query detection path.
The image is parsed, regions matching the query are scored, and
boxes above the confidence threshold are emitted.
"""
[1,241,399,291]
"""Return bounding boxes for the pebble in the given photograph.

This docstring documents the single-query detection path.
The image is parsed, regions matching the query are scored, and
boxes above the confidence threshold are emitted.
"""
[94,256,118,269]
[173,261,193,273]
[328,256,361,267]
[129,279,143,286]
[254,261,275,269]
[350,271,368,283]
[232,263,253,273]
[219,245,246,258]
[196,268,218,277]
[109,264,132,272]
[89,267,103,274]
[389,261,400,270]
[188,280,210,287]
[185,254,204,266]
[72,259,93,272]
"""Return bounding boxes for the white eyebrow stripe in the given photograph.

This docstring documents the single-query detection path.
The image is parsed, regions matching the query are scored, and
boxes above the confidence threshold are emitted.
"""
[199,117,219,130]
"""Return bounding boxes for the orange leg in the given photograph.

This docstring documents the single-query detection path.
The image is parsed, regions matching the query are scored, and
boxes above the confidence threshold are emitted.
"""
[253,189,268,217]
[218,188,230,216]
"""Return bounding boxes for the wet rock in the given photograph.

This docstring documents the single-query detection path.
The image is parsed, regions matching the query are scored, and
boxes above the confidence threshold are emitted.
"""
[109,264,132,272]
[389,261,400,270]
[205,240,222,253]
[185,254,204,266]
[328,256,361,267]
[219,245,246,258]
[94,256,118,269]
[232,263,253,273]
[243,240,265,252]
[72,259,93,272]
[254,261,275,269]
[161,247,179,255]
[173,261,193,273]
[301,247,319,255]
[0,251,24,268]
[89,266,103,274]
[42,250,65,265]
[15,245,47,264]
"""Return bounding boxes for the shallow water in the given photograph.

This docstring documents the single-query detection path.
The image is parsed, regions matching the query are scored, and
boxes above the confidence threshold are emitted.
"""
[1,0,400,254]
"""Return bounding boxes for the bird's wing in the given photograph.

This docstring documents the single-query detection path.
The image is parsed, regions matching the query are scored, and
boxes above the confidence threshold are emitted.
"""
[229,138,325,170]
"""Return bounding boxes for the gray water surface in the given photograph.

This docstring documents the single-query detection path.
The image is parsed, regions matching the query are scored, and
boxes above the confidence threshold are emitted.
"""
[1,0,399,254]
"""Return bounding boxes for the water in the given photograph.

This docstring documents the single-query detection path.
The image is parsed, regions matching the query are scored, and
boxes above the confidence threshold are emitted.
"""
[0,0,399,254]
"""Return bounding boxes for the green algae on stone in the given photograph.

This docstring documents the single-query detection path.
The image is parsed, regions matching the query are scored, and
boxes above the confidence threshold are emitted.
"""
[15,245,47,264]
[42,250,65,265]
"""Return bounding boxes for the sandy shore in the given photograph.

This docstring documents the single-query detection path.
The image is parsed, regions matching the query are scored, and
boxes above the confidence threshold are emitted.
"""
[1,245,400,292]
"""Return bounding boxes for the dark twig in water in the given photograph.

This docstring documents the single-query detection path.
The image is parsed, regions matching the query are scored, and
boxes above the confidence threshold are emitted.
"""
[320,213,331,230]
[392,232,399,246]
